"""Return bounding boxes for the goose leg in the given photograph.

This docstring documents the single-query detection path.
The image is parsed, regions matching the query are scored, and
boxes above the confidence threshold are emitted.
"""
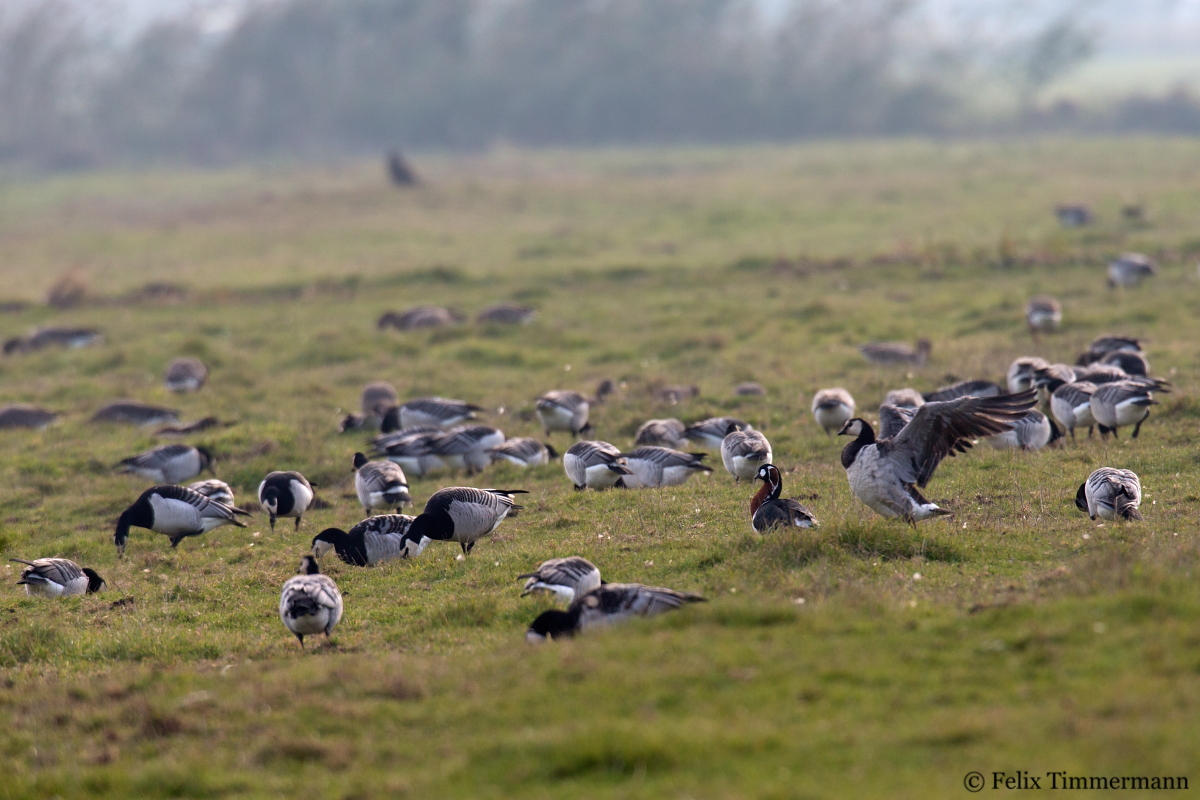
[294,516,302,531]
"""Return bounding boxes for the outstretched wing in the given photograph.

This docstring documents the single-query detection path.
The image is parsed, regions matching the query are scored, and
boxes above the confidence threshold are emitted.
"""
[877,404,917,439]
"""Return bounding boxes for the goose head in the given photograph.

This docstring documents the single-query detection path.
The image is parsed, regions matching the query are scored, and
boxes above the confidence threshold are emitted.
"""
[196,446,216,474]
[526,609,578,642]
[311,528,345,559]
[83,568,107,594]
[261,487,280,519]
[298,554,321,575]
[352,452,369,471]
[837,418,868,438]
[1074,483,1089,515]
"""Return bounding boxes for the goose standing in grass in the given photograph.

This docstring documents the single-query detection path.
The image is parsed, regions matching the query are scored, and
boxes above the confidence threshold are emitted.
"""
[399,487,526,556]
[1007,357,1049,393]
[518,557,603,602]
[1025,296,1061,339]
[431,425,506,473]
[11,558,105,597]
[1107,253,1157,288]
[1076,468,1142,521]
[721,429,773,482]
[563,441,632,490]
[312,515,421,566]
[1090,380,1164,439]
[683,416,751,449]
[279,555,343,647]
[749,464,818,532]
[883,388,925,409]
[859,339,931,366]
[922,380,1003,403]
[1050,382,1098,440]
[115,485,249,554]
[188,478,236,506]
[91,401,180,427]
[371,426,447,477]
[1077,335,1142,366]
[634,418,687,449]
[382,398,482,431]
[811,389,855,435]
[535,390,592,437]
[164,357,208,392]
[0,405,59,429]
[258,471,315,530]
[837,391,1037,525]
[488,438,558,468]
[352,453,410,514]
[526,584,706,641]
[117,444,214,484]
[985,410,1061,451]
[619,447,712,488]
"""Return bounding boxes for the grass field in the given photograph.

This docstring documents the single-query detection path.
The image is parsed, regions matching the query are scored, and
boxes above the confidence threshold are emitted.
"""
[0,138,1199,798]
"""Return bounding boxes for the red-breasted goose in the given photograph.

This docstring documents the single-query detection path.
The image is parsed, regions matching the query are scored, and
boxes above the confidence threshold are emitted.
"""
[750,464,818,533]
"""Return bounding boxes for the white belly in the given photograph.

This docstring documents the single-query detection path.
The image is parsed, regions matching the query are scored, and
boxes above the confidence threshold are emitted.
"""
[584,462,624,488]
[814,406,851,432]
[537,405,578,432]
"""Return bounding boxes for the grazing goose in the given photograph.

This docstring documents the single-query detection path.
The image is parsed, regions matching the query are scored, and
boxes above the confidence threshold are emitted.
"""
[1055,204,1093,227]
[115,485,249,554]
[1075,468,1143,521]
[1074,363,1133,385]
[721,429,773,482]
[922,380,1003,403]
[985,409,1061,451]
[312,514,421,566]
[734,382,766,397]
[883,388,925,409]
[837,391,1037,525]
[1100,349,1150,376]
[634,418,687,449]
[117,444,214,484]
[811,389,856,435]
[155,417,232,437]
[1025,296,1062,338]
[488,438,558,468]
[563,441,633,490]
[91,401,180,427]
[382,397,482,431]
[1107,253,1157,288]
[1050,381,1097,440]
[377,306,463,330]
[684,416,751,449]
[1090,380,1162,439]
[535,390,591,437]
[352,453,410,513]
[11,558,105,598]
[340,382,399,431]
[859,339,931,366]
[164,357,208,393]
[1077,335,1142,366]
[654,385,699,404]
[1032,363,1080,396]
[1007,357,1049,393]
[0,404,58,430]
[371,426,447,477]
[188,478,236,506]
[477,303,537,324]
[398,487,526,555]
[430,425,506,473]
[518,557,602,602]
[279,555,343,647]
[526,583,706,642]
[750,464,818,533]
[3,327,102,354]
[258,471,315,530]
[619,446,712,488]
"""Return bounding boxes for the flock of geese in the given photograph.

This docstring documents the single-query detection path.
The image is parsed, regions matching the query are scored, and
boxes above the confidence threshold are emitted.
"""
[10,265,1168,646]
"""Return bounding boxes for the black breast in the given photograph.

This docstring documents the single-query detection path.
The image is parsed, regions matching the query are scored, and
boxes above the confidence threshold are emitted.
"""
[840,438,867,469]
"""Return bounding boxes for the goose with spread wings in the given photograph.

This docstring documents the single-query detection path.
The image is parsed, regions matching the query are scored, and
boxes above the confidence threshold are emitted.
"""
[837,391,1036,525]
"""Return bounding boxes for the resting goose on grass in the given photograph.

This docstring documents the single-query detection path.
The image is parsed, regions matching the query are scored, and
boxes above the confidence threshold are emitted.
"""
[683,417,751,449]
[1050,382,1097,440]
[749,464,818,533]
[279,555,342,647]
[91,401,180,427]
[352,453,410,514]
[188,479,236,506]
[811,388,856,435]
[634,418,688,449]
[399,487,526,556]
[312,514,421,566]
[258,471,315,530]
[1075,468,1143,521]
[985,409,1061,451]
[535,390,592,437]
[430,425,505,473]
[859,339,931,366]
[382,398,482,431]
[721,429,773,482]
[619,446,712,488]
[477,303,537,324]
[115,485,249,554]
[526,584,706,642]
[117,444,214,484]
[488,438,558,468]
[0,405,59,430]
[11,558,105,597]
[837,391,1037,525]
[518,557,602,602]
[164,357,208,393]
[563,441,632,490]
[1090,380,1165,439]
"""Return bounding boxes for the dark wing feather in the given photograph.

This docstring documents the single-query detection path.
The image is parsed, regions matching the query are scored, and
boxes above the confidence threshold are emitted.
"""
[877,404,917,439]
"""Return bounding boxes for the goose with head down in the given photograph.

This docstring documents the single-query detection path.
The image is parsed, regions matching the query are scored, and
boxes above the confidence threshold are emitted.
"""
[488,438,558,468]
[399,486,526,556]
[117,444,214,485]
[535,390,592,437]
[525,583,706,642]
[352,453,410,514]
[1075,467,1143,521]
[721,429,773,482]
[1050,381,1097,440]
[619,446,712,488]
[859,339,932,366]
[562,441,632,490]
[518,557,602,602]
[1090,379,1169,439]
[312,514,422,566]
[683,416,751,449]
[12,558,105,597]
[634,418,687,449]
[115,485,249,554]
[985,409,1061,451]
[279,555,343,647]
[1077,335,1141,366]
[258,471,315,530]
[381,397,482,431]
[371,426,446,477]
[429,425,506,474]
[188,478,236,506]
[811,388,855,435]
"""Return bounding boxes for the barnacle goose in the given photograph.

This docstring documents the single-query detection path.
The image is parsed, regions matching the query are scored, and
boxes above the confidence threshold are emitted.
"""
[1100,349,1150,376]
[258,471,315,530]
[535,390,591,437]
[0,405,59,429]
[399,487,526,555]
[634,418,687,449]
[312,514,421,566]
[188,478,236,506]
[1090,379,1168,439]
[3,327,101,355]
[883,388,925,409]
[922,380,1003,403]
[91,401,179,427]
[11,558,105,597]
[734,382,766,397]
[1107,253,1157,288]
[837,391,1037,525]
[1077,335,1142,366]
[654,385,699,404]
[115,485,249,554]
[381,397,482,431]
[683,416,752,449]
[377,306,463,330]
[985,409,1062,451]
[352,452,410,513]
[1025,296,1062,339]
[1075,468,1142,521]
[1050,381,1097,440]
[721,429,773,482]
[750,464,818,532]
[859,339,931,366]
[1007,357,1049,393]
[371,426,447,477]
[563,441,632,490]
[1055,204,1092,227]
[619,446,712,488]
[488,438,558,468]
[117,444,214,484]
[526,584,706,642]
[164,357,208,393]
[340,382,399,432]
[279,555,343,647]
[477,303,537,324]
[430,425,506,473]
[518,557,602,602]
[155,417,232,437]
[811,389,856,435]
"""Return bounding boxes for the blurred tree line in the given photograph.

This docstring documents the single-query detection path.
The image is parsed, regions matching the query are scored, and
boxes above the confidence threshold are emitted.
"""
[0,0,1177,168]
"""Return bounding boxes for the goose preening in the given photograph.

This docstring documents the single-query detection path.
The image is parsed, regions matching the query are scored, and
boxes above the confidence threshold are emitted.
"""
[279,555,343,647]
[526,584,706,642]
[188,478,236,506]
[371,426,446,477]
[1050,381,1097,440]
[117,444,214,484]
[1007,357,1049,393]
[430,425,506,473]
[811,389,855,435]
[91,401,180,427]
[477,303,537,324]
[535,390,592,437]
[563,441,633,490]
[488,438,558,468]
[734,382,766,397]
[3,327,102,355]
[1075,468,1143,521]
[382,397,482,431]
[883,388,925,409]
[1055,204,1093,227]
[155,417,232,437]
[619,446,712,488]
[859,339,931,366]
[750,464,818,532]
[634,418,687,449]
[985,409,1061,451]
[0,404,59,429]
[258,471,315,530]
[398,487,526,555]
[352,453,410,513]
[377,306,464,330]
[1090,379,1167,439]
[1025,296,1062,338]
[1077,335,1142,366]
[683,416,751,449]
[837,391,1037,525]
[114,485,249,554]
[312,514,421,566]
[11,558,105,597]
[1107,253,1157,288]
[518,557,602,602]
[340,382,399,432]
[922,380,1003,403]
[164,357,208,393]
[721,429,773,482]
